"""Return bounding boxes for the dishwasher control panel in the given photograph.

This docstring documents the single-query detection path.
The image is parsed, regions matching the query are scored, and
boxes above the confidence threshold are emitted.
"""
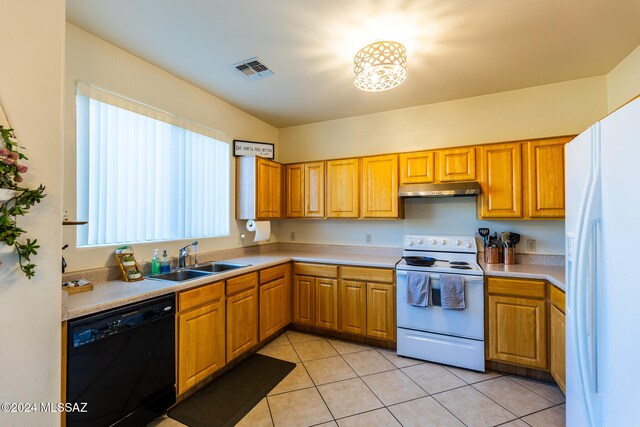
[71,297,174,348]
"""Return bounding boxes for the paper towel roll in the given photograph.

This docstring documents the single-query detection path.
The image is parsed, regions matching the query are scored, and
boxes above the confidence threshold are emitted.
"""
[246,220,271,242]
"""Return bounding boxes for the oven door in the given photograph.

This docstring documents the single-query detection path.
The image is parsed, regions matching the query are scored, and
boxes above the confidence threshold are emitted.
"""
[396,270,484,340]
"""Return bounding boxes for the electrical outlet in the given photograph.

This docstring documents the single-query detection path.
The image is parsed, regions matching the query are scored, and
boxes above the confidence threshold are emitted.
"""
[365,234,372,244]
[527,239,537,251]
[290,231,296,241]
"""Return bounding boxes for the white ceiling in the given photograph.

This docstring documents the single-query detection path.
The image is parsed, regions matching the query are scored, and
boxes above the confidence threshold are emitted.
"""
[66,0,640,128]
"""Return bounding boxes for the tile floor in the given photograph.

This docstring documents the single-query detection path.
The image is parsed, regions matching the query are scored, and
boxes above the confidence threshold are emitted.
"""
[150,330,565,427]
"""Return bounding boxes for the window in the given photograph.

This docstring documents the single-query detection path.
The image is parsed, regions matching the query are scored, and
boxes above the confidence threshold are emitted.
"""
[76,83,230,247]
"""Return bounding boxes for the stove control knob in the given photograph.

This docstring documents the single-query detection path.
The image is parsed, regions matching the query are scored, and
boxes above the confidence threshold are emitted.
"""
[465,241,472,248]
[418,238,424,244]
[407,239,414,246]
[431,238,437,245]
[455,240,461,246]
[440,239,447,245]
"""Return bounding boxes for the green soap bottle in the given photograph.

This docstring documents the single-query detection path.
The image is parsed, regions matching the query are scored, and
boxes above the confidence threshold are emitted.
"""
[151,249,160,275]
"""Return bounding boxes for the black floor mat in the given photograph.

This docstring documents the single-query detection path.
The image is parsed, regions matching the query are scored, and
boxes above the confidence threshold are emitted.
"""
[168,353,295,427]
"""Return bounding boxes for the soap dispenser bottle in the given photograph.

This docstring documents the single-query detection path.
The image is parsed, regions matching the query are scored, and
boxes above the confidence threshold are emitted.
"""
[160,250,170,273]
[151,249,160,275]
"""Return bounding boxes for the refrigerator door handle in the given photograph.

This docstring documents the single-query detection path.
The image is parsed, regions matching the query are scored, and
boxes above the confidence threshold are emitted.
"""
[572,128,602,426]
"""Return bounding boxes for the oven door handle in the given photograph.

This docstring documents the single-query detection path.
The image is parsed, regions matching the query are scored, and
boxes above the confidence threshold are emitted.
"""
[397,271,481,283]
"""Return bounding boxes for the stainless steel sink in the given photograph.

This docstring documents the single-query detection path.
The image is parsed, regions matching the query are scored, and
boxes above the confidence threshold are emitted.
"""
[188,262,251,273]
[146,269,214,283]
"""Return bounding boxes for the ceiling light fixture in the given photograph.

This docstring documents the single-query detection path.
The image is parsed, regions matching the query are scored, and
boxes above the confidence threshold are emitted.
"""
[353,40,407,92]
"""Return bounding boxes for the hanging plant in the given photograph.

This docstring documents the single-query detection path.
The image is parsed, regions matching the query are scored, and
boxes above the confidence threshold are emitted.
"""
[0,125,46,279]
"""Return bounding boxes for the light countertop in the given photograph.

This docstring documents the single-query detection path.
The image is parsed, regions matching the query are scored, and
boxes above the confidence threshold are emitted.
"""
[63,250,566,321]
[480,261,565,291]
[63,251,401,320]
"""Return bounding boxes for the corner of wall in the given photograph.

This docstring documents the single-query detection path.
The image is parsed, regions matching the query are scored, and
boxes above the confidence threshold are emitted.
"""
[607,44,640,112]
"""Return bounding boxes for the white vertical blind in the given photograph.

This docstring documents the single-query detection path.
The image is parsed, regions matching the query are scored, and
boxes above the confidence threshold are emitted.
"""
[76,86,230,247]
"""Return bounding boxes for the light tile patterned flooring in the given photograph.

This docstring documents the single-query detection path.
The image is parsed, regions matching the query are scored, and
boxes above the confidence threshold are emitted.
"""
[151,330,565,427]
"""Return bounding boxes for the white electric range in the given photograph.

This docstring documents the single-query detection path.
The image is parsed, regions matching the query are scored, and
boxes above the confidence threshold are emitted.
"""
[396,235,485,372]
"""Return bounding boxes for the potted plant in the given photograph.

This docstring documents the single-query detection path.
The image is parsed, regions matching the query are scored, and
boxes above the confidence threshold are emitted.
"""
[121,254,136,267]
[127,267,142,280]
[0,125,46,279]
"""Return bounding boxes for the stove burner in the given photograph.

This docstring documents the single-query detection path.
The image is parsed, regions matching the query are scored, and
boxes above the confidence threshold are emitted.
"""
[449,261,469,266]
[450,265,472,270]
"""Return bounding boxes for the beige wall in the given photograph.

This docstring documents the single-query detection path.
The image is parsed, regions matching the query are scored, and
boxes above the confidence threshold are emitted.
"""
[278,76,607,163]
[0,0,65,425]
[277,77,608,255]
[607,44,640,112]
[64,24,279,271]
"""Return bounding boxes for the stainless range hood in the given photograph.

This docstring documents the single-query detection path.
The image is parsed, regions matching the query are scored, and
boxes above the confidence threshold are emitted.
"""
[398,182,482,198]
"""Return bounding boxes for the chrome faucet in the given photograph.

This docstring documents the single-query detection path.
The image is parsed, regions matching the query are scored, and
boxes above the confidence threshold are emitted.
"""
[178,241,198,269]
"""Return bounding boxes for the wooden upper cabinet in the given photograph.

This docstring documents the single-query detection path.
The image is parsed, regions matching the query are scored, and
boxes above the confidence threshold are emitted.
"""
[327,158,360,218]
[361,154,399,218]
[285,164,304,218]
[399,151,435,184]
[478,143,522,218]
[525,138,570,218]
[437,147,476,182]
[256,157,282,219]
[237,156,282,220]
[305,161,325,217]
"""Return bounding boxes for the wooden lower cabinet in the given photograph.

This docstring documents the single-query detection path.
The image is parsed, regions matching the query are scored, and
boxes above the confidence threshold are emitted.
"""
[292,274,338,330]
[366,283,395,341]
[550,286,566,394]
[293,275,315,325]
[259,277,290,341]
[315,278,339,330]
[340,280,367,335]
[487,278,548,370]
[177,283,225,395]
[226,276,259,362]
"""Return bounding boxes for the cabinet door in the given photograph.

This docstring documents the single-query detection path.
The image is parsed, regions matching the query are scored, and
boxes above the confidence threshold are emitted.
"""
[361,154,399,218]
[285,163,304,218]
[367,283,395,340]
[315,278,338,330]
[478,143,522,218]
[488,294,547,369]
[400,151,435,184]
[256,157,282,219]
[177,299,225,394]
[293,275,315,325]
[437,147,476,182]
[525,138,569,218]
[305,161,325,217]
[340,280,367,335]
[327,158,359,218]
[259,278,288,341]
[550,305,566,394]
[226,287,258,361]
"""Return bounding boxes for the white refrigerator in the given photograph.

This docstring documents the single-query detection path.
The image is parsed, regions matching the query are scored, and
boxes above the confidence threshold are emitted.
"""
[565,96,640,426]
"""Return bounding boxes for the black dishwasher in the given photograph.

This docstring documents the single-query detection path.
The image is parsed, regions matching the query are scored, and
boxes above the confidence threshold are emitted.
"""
[67,294,176,427]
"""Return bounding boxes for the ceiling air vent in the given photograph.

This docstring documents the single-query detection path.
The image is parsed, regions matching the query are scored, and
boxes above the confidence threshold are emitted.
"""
[232,57,274,81]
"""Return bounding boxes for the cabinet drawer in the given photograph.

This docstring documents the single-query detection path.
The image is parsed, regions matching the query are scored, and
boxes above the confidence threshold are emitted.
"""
[341,266,394,283]
[487,277,546,299]
[294,263,338,278]
[260,263,288,285]
[550,285,565,312]
[178,281,223,312]
[227,272,258,296]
